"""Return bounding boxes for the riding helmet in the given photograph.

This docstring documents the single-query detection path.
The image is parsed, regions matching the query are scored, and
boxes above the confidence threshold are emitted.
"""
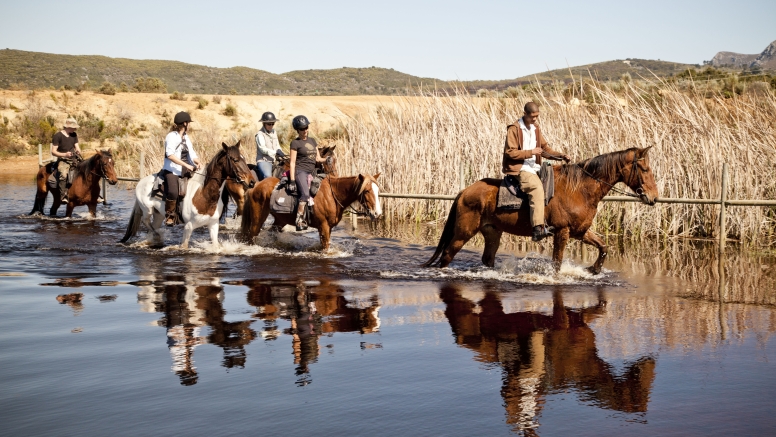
[174,111,192,125]
[292,115,310,131]
[260,112,278,123]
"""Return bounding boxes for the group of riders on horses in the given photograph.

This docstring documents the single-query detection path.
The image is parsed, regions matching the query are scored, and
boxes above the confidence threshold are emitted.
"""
[49,101,567,238]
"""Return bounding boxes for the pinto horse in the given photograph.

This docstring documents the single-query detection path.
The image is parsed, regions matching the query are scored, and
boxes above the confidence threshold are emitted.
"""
[120,141,254,248]
[422,147,659,274]
[30,149,118,218]
[240,172,382,251]
[220,145,339,220]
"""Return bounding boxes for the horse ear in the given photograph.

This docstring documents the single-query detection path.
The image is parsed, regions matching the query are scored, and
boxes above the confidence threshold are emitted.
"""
[222,142,229,151]
[358,174,365,182]
[373,172,381,180]
[639,146,653,156]
[331,145,337,151]
[235,140,241,148]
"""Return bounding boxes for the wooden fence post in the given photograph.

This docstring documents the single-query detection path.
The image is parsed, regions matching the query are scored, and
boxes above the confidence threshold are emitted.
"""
[38,144,43,166]
[718,163,728,251]
[102,178,107,205]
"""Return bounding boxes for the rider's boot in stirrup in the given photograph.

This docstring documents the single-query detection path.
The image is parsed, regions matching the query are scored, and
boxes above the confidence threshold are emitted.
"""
[164,199,177,227]
[532,225,554,242]
[295,202,308,231]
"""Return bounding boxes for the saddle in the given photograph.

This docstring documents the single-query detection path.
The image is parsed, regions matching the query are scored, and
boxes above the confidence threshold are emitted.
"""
[46,160,79,189]
[497,162,555,210]
[150,170,193,201]
[269,170,326,218]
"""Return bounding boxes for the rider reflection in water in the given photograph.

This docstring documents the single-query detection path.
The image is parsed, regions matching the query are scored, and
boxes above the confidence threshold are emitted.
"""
[439,285,655,432]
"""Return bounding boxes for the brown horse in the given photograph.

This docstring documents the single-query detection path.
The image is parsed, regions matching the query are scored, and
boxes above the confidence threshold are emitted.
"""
[220,145,338,220]
[30,150,118,218]
[240,172,382,251]
[423,147,658,274]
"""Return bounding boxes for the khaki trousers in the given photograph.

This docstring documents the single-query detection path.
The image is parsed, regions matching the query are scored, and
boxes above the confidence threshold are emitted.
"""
[518,171,545,227]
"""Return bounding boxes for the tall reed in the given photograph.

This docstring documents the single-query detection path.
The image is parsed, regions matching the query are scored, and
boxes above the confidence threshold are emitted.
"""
[339,82,776,244]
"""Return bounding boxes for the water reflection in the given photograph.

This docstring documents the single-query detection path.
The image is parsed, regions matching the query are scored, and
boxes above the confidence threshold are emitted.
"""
[440,284,655,433]
[239,280,380,386]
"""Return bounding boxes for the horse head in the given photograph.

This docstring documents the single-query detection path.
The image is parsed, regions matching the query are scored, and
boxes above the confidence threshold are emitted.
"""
[98,149,118,185]
[320,145,338,176]
[622,146,658,206]
[221,141,255,189]
[357,173,382,220]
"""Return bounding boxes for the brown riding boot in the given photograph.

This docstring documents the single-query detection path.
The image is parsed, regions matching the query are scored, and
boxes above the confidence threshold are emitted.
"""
[164,199,177,227]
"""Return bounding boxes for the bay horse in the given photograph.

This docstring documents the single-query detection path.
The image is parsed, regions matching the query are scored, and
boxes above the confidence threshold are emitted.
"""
[120,141,254,249]
[30,149,118,218]
[220,145,338,220]
[240,172,382,251]
[422,147,658,274]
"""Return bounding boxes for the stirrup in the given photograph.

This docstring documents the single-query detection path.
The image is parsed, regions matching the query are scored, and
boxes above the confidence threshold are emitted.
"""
[532,225,554,242]
[295,216,308,231]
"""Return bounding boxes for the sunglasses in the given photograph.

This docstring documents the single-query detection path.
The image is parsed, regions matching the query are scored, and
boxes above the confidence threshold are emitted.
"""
[299,127,308,131]
[263,122,275,125]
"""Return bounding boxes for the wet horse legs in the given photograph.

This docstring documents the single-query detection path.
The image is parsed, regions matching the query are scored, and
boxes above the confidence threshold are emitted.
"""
[552,227,570,271]
[480,225,502,268]
[581,229,608,275]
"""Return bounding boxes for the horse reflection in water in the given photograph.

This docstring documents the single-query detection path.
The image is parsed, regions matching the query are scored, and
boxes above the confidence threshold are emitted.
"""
[136,272,380,386]
[137,275,257,385]
[242,280,380,386]
[440,285,655,434]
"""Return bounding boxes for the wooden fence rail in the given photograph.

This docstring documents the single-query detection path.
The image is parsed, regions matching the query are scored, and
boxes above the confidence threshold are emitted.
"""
[38,147,775,246]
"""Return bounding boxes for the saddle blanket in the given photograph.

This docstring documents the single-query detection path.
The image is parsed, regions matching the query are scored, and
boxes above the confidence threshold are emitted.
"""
[496,161,556,210]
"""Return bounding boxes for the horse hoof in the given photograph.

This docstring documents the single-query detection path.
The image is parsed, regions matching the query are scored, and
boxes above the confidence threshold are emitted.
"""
[587,266,602,275]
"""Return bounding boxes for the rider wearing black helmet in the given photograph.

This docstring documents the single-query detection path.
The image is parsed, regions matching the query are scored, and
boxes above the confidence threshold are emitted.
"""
[287,115,327,230]
[161,111,202,226]
[254,111,285,181]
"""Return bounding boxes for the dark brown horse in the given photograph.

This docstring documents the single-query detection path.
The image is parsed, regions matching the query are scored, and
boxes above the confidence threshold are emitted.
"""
[30,150,118,218]
[220,145,338,220]
[240,172,381,251]
[423,147,658,274]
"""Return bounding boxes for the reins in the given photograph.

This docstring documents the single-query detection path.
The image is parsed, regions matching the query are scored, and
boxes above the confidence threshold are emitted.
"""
[328,176,369,216]
[548,153,642,198]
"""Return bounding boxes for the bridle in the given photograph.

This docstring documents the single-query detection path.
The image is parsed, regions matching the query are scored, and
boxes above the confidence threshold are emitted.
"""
[328,176,373,216]
[195,152,251,187]
[552,152,645,199]
[89,153,113,180]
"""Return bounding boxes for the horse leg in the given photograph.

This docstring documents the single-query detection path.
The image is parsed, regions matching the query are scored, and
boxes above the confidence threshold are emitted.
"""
[552,227,570,272]
[88,202,97,218]
[318,222,331,252]
[65,201,75,218]
[49,190,61,217]
[149,213,165,246]
[181,222,194,249]
[440,214,479,268]
[581,230,608,275]
[480,225,502,268]
[208,222,221,249]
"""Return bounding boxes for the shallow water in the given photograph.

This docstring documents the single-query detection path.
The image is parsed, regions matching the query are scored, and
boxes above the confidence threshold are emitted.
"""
[1,176,775,436]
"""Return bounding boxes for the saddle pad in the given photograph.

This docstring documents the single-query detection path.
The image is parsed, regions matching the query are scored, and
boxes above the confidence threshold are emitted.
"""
[270,183,296,215]
[497,180,525,210]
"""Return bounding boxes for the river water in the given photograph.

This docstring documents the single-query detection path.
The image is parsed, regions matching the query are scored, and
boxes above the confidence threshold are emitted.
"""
[1,176,775,436]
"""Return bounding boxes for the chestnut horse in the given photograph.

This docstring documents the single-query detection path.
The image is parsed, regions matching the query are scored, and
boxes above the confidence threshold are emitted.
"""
[120,142,254,248]
[240,173,382,251]
[220,145,338,220]
[30,149,118,218]
[422,147,658,274]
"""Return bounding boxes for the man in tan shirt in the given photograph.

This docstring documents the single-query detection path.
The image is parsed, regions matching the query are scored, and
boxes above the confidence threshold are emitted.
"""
[502,102,570,241]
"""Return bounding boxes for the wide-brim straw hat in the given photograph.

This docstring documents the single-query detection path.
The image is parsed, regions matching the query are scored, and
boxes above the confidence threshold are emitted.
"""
[64,118,80,129]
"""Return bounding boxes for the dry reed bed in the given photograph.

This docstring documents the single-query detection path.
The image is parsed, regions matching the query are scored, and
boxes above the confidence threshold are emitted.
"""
[339,83,776,244]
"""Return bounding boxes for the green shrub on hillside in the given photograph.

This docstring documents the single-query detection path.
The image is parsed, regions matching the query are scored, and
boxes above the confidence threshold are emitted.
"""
[195,96,208,109]
[98,82,117,95]
[17,114,57,146]
[132,77,167,93]
[212,95,222,104]
[169,91,187,100]
[222,104,237,117]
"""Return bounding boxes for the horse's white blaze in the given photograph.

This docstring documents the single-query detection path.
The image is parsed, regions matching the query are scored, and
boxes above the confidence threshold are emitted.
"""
[371,182,382,217]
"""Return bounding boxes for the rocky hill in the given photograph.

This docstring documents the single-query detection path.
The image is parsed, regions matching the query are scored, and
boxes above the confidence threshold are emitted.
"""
[711,40,776,70]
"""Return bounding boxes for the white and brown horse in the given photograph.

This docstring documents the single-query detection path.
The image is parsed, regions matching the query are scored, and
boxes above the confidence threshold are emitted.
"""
[121,142,254,248]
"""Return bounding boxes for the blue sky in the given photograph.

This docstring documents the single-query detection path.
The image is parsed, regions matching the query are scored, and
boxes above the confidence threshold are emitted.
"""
[1,0,774,80]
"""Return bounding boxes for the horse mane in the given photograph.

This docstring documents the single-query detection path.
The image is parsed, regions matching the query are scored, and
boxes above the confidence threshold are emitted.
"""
[77,150,111,175]
[561,148,638,192]
[205,145,241,176]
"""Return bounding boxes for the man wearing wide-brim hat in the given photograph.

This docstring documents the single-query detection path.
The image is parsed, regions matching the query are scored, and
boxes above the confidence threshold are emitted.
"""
[51,117,83,202]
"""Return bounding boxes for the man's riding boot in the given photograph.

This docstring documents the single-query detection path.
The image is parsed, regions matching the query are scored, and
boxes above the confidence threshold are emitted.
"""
[58,179,68,202]
[532,225,554,242]
[164,199,177,227]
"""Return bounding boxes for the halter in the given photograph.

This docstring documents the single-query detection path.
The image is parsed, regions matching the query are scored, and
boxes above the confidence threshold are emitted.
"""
[195,151,249,186]
[88,153,112,180]
[328,176,371,216]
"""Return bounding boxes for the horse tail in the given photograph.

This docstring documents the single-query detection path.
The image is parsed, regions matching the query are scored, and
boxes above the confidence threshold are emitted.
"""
[120,201,143,244]
[219,187,231,221]
[29,166,50,215]
[421,192,461,267]
[240,189,254,240]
